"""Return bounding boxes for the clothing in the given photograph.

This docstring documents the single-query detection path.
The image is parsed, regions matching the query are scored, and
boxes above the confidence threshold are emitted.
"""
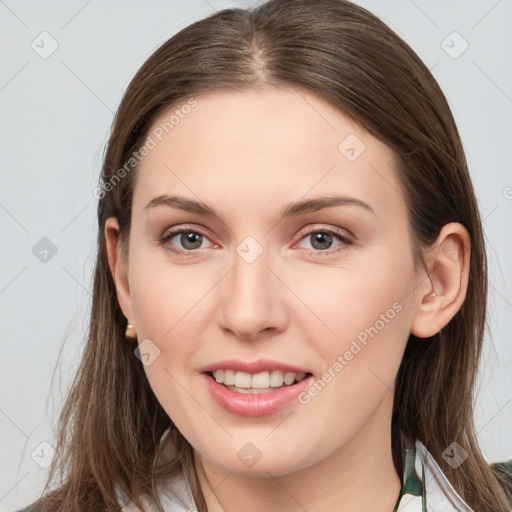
[117,429,511,511]
[393,439,472,511]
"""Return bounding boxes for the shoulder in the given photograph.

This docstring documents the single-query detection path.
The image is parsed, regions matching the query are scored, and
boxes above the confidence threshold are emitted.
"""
[491,459,512,494]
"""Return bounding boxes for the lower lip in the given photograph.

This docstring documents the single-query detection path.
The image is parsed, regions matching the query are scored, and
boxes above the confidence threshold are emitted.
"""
[202,373,313,417]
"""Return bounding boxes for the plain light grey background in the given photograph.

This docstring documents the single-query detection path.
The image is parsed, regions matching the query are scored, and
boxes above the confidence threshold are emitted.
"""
[1,0,511,510]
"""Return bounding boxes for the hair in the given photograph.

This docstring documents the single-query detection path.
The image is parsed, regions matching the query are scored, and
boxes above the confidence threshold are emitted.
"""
[27,0,511,511]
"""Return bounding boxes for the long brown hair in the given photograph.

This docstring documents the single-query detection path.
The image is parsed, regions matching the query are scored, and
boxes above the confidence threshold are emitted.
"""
[29,0,511,510]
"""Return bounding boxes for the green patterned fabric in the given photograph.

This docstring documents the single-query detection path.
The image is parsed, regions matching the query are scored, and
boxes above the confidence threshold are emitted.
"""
[392,438,473,511]
[393,438,512,511]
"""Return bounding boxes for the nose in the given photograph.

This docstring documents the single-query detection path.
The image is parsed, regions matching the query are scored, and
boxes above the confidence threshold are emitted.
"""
[218,244,287,341]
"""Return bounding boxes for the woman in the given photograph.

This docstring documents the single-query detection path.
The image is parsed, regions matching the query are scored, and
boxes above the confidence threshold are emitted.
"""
[19,0,512,510]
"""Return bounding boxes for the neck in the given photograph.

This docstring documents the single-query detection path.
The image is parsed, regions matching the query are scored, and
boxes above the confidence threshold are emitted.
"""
[193,392,402,512]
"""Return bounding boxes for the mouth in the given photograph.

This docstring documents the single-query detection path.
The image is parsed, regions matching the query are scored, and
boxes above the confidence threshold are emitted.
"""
[202,369,315,416]
[200,359,315,416]
[204,369,313,394]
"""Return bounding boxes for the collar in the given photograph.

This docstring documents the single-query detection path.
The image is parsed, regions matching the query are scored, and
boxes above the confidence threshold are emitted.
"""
[393,438,474,511]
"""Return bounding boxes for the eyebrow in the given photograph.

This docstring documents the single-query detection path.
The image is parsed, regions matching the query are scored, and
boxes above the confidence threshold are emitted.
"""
[144,194,375,219]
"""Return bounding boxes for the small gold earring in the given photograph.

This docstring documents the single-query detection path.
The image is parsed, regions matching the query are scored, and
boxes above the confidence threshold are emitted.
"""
[125,322,137,340]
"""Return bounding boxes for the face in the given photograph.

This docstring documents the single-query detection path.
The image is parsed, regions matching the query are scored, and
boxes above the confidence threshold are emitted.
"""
[112,88,427,476]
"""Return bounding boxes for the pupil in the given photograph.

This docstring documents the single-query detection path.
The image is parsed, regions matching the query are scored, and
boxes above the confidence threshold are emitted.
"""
[312,232,332,250]
[182,232,202,249]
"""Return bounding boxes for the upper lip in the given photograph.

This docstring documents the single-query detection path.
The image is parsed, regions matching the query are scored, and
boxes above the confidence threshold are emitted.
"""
[201,359,311,374]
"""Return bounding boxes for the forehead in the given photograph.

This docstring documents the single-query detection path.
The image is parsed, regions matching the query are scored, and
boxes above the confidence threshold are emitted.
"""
[132,88,405,221]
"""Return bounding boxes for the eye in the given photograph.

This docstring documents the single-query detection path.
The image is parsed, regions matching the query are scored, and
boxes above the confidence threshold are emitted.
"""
[296,226,353,254]
[159,227,213,255]
[159,225,353,256]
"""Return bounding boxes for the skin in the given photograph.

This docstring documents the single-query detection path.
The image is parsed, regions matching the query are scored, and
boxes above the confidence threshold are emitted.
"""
[105,88,470,512]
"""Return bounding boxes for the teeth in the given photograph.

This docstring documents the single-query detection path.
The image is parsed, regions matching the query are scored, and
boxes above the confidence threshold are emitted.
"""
[224,369,236,385]
[269,370,284,387]
[235,371,252,388]
[252,372,270,388]
[212,369,308,389]
[283,372,296,385]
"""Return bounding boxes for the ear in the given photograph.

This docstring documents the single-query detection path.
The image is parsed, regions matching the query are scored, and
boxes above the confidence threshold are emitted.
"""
[410,222,470,338]
[104,217,135,325]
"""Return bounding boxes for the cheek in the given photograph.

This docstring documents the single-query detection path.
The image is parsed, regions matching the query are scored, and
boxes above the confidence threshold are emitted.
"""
[128,250,209,342]
[287,269,414,465]
[127,256,213,442]
[289,254,415,417]
[290,253,415,350]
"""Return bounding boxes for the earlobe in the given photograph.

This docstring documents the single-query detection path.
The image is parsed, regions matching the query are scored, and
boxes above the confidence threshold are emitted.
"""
[410,223,470,338]
[104,217,135,327]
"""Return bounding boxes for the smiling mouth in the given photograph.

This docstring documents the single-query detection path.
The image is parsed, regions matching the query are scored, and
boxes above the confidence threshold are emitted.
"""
[205,369,313,394]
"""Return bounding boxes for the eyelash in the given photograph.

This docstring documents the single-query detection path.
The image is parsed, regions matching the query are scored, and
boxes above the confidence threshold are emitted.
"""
[158,225,353,257]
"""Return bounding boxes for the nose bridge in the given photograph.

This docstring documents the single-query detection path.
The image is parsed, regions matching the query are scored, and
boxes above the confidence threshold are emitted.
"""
[230,237,273,310]
[219,236,285,338]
